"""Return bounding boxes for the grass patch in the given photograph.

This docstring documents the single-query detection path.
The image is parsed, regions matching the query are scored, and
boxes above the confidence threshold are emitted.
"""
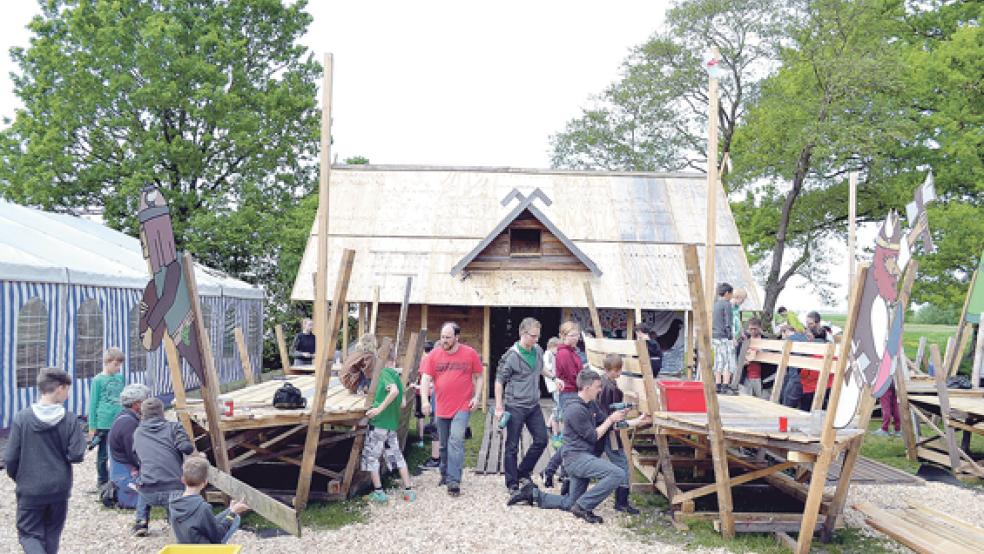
[824,315,958,371]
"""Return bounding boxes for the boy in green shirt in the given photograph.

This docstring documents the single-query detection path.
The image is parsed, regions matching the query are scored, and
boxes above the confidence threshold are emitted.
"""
[361,366,415,502]
[88,347,126,488]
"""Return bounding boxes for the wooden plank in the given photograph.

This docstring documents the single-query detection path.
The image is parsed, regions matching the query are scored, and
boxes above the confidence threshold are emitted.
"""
[795,265,867,554]
[626,309,634,337]
[949,268,979,377]
[474,411,494,473]
[682,244,734,539]
[163,334,195,439]
[234,327,256,385]
[856,501,981,554]
[393,277,412,361]
[182,252,230,472]
[295,248,355,509]
[341,304,349,355]
[275,324,292,372]
[230,424,305,466]
[482,305,491,411]
[932,344,962,471]
[341,428,365,496]
[810,342,837,411]
[370,285,380,334]
[583,280,603,336]
[207,465,300,537]
[704,54,720,331]
[769,340,793,403]
[822,436,864,540]
[673,461,797,505]
[635,339,661,416]
[895,351,919,461]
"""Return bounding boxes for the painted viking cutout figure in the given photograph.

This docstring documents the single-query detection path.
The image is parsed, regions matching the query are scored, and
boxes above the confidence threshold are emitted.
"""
[137,184,207,384]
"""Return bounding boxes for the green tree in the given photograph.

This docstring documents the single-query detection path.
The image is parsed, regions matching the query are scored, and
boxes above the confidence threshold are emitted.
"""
[0,0,322,366]
[549,0,791,172]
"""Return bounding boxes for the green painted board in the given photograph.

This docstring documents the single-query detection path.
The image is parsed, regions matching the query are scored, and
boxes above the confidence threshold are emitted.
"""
[967,252,984,324]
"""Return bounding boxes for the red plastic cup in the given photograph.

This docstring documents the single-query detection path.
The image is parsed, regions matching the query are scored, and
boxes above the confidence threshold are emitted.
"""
[224,399,234,417]
[779,416,788,432]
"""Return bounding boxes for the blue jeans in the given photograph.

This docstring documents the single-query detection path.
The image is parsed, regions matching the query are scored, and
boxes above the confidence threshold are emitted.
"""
[544,392,579,478]
[436,410,470,485]
[781,368,802,409]
[136,489,180,523]
[217,509,241,543]
[503,403,549,489]
[109,458,141,509]
[565,452,624,511]
[604,440,630,488]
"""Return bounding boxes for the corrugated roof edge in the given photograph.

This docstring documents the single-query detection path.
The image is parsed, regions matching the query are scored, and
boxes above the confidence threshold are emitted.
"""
[331,164,703,179]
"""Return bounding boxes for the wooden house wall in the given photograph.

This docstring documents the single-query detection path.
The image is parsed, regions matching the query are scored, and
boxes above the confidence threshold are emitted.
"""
[373,303,485,361]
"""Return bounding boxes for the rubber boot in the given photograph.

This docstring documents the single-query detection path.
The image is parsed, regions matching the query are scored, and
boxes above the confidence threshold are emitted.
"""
[614,486,640,514]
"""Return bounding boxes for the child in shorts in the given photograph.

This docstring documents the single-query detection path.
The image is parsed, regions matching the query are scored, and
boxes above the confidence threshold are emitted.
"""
[363,365,415,502]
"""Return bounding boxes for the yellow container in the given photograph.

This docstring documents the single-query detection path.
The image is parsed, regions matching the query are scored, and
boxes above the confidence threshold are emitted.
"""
[157,546,242,554]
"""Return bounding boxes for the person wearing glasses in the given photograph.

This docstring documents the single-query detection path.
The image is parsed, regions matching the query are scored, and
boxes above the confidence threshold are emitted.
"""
[540,320,584,488]
[495,317,564,492]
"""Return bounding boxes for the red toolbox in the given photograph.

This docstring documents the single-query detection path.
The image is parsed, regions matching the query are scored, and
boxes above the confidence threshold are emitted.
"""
[657,380,707,412]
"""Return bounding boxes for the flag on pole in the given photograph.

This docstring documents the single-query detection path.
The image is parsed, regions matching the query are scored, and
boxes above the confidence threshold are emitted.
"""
[704,50,727,79]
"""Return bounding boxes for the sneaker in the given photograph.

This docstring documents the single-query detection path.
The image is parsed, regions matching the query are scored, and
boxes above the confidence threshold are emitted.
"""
[507,480,537,506]
[368,489,388,503]
[891,430,903,438]
[542,471,555,489]
[871,429,889,437]
[419,457,441,471]
[447,482,461,497]
[402,488,417,502]
[132,520,149,537]
[550,434,564,449]
[439,475,447,487]
[572,504,603,524]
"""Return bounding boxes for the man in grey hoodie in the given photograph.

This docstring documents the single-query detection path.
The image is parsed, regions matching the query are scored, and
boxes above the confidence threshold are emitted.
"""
[494,317,564,491]
[4,367,86,554]
[131,397,194,537]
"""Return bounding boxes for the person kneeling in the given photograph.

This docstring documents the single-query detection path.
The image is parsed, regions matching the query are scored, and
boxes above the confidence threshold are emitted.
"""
[169,457,250,544]
[507,369,646,523]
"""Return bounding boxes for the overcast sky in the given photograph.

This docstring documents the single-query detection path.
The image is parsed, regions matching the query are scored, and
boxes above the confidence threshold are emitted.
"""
[0,1,858,313]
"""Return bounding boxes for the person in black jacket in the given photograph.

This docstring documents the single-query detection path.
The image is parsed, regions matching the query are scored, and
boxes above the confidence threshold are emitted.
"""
[170,457,250,544]
[290,318,316,366]
[4,367,86,554]
[107,383,152,510]
[597,354,650,514]
[132,397,195,537]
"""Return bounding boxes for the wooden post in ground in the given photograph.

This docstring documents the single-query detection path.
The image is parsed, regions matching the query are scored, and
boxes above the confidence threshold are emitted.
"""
[233,327,256,385]
[163,335,195,439]
[848,171,857,302]
[181,253,230,472]
[275,324,292,372]
[583,281,603,337]
[482,305,491,411]
[394,276,412,362]
[420,305,428,338]
[895,353,919,461]
[769,340,793,404]
[810,342,836,411]
[796,265,867,554]
[626,309,634,338]
[682,244,734,539]
[293,250,355,510]
[948,268,979,377]
[370,285,380,334]
[972,313,984,389]
[704,47,721,331]
[397,330,427,447]
[341,303,349,356]
[684,310,693,380]
[914,336,927,374]
[930,344,961,472]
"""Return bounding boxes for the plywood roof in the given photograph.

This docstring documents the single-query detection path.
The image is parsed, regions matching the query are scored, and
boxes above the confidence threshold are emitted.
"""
[291,165,761,311]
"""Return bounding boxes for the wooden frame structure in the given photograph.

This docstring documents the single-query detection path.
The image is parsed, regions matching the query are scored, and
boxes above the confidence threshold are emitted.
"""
[604,245,871,553]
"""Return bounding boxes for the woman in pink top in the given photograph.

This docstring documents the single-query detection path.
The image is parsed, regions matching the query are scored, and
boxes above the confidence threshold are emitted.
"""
[541,321,584,487]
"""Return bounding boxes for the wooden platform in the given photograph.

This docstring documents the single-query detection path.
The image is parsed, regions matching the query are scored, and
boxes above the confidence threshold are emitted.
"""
[184,375,369,432]
[828,455,923,486]
[475,402,555,475]
[856,501,984,554]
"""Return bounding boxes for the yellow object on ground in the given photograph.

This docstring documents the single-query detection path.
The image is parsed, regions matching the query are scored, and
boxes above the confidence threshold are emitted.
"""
[158,545,242,554]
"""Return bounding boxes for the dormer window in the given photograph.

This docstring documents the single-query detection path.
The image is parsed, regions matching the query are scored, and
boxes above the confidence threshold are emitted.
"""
[510,228,541,257]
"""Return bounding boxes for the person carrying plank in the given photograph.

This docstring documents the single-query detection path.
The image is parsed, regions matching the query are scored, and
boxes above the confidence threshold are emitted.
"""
[169,457,251,544]
[362,363,416,502]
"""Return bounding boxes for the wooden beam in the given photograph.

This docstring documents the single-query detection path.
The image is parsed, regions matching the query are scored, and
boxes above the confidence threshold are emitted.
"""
[312,57,335,380]
[364,338,395,410]
[230,424,306,466]
[810,342,836,411]
[207,465,300,537]
[914,336,927,375]
[583,281,603,337]
[682,244,734,539]
[181,252,230,472]
[973,313,984,389]
[394,276,412,362]
[234,327,256,385]
[949,326,974,379]
[482,305,491,412]
[397,330,426,447]
[274,324,292,372]
[420,305,428,336]
[370,285,380,334]
[769,340,793,404]
[163,335,194,439]
[795,264,867,554]
[673,461,797,505]
[704,46,721,331]
[847,171,857,301]
[895,352,919,461]
[341,303,349,357]
[626,309,634,337]
[949,268,979,378]
[294,249,355,510]
[635,339,661,416]
[340,428,365,497]
[931,344,962,471]
[357,303,365,339]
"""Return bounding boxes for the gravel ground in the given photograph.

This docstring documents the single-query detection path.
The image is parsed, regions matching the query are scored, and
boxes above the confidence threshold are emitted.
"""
[3,448,982,553]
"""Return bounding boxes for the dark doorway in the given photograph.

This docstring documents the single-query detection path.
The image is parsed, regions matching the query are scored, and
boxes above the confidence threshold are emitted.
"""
[489,307,562,397]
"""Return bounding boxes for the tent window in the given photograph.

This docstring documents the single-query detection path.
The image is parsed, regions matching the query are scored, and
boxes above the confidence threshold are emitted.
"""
[509,228,542,256]
[222,305,237,358]
[128,303,147,373]
[75,299,103,380]
[248,304,262,357]
[201,303,213,338]
[16,298,49,388]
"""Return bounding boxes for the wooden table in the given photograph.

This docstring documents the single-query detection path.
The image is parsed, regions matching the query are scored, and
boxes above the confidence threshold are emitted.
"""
[905,393,984,478]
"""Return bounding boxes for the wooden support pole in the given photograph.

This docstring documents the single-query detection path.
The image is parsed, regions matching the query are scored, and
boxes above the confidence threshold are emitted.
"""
[482,305,491,412]
[704,46,721,331]
[972,314,984,389]
[795,265,867,554]
[914,336,927,375]
[626,309,634,338]
[341,303,349,356]
[810,342,836,412]
[635,339,661,416]
[848,171,857,302]
[312,53,334,382]
[207,465,300,537]
[948,269,979,377]
[894,353,919,461]
[357,303,365,339]
[583,281,603,337]
[930,344,961,472]
[234,327,256,385]
[684,310,693,380]
[420,305,428,337]
[394,276,412,362]
[769,340,794,404]
[294,249,355,510]
[163,335,195,439]
[275,324,292,372]
[370,285,380,334]
[682,244,734,539]
[181,253,230,472]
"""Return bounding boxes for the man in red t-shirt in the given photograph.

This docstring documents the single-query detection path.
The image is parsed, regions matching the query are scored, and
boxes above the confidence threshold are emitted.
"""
[420,322,483,497]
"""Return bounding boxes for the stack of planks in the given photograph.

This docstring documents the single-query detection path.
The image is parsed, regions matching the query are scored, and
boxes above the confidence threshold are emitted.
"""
[856,502,984,554]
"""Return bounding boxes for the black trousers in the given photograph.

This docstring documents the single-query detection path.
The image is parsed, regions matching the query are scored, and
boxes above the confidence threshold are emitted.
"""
[17,499,68,554]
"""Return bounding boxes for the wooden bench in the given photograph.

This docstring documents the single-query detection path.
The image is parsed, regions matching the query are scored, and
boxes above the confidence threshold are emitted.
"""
[856,501,984,554]
[743,337,838,411]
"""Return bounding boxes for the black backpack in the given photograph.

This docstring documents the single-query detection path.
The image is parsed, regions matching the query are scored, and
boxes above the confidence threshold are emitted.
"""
[99,480,118,508]
[272,382,307,409]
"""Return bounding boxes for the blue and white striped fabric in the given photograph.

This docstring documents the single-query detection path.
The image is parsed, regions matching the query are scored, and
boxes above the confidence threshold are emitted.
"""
[0,280,264,428]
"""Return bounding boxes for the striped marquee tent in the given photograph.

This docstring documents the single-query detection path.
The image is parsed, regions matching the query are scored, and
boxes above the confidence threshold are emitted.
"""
[0,200,265,429]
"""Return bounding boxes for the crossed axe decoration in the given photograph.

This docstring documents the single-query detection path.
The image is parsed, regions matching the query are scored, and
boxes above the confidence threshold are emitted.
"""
[905,170,937,253]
